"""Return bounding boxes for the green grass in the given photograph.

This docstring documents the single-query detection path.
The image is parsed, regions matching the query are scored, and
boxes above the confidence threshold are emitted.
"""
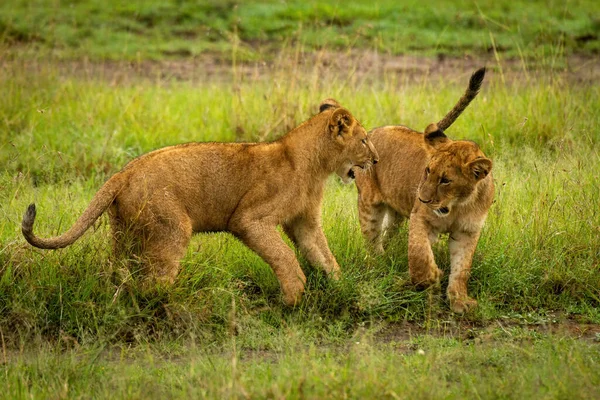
[1,56,599,395]
[2,58,600,326]
[1,1,600,395]
[1,0,598,60]
[3,336,600,398]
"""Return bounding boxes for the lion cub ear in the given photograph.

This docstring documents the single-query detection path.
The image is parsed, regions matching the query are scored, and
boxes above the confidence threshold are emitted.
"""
[424,123,449,148]
[328,108,354,138]
[319,98,341,112]
[466,157,492,181]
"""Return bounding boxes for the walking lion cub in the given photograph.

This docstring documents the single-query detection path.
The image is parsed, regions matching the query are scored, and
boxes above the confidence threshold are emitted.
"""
[22,100,379,306]
[354,68,493,313]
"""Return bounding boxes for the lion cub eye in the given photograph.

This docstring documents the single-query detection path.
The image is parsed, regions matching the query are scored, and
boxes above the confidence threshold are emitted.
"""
[440,176,451,185]
[425,167,430,175]
[361,139,367,146]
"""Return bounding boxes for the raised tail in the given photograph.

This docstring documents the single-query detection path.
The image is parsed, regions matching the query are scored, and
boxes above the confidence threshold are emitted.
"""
[436,67,486,131]
[22,175,122,249]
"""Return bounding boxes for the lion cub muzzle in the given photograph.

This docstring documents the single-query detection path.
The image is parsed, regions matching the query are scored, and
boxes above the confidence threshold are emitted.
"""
[337,137,379,184]
[418,197,451,217]
[433,207,450,217]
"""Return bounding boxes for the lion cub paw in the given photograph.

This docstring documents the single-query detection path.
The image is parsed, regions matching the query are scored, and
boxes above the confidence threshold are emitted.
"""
[281,281,306,307]
[140,274,175,292]
[329,268,342,281]
[449,296,478,314]
[411,267,443,289]
[282,291,303,307]
[373,244,385,256]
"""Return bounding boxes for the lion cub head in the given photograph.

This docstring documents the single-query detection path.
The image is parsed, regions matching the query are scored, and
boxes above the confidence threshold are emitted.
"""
[417,123,492,217]
[319,98,379,184]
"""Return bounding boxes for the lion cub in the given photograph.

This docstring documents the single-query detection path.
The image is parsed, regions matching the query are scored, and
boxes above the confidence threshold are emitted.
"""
[354,68,493,313]
[22,100,379,306]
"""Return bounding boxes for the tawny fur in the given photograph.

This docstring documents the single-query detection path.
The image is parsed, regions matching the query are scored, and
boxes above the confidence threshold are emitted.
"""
[354,67,493,314]
[22,101,379,306]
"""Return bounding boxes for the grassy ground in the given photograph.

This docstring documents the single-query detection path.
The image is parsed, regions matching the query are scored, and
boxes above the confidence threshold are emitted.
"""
[1,57,599,397]
[1,0,599,60]
[1,1,600,398]
[4,337,599,398]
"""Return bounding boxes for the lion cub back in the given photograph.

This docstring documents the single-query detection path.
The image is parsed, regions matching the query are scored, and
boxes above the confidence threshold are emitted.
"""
[116,142,286,232]
[355,126,430,217]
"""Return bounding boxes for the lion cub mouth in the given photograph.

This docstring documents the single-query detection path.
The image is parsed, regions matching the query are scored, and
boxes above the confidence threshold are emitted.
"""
[433,207,450,217]
[349,163,372,178]
[336,162,356,184]
[338,162,370,184]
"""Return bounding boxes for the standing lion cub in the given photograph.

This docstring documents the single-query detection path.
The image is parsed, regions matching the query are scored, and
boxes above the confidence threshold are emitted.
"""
[354,68,493,313]
[22,100,379,306]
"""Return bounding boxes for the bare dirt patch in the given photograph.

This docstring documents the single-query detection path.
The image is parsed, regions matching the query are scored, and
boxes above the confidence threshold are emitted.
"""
[375,315,600,346]
[3,51,599,85]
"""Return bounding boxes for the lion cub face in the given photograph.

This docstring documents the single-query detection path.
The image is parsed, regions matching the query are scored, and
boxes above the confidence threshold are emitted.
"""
[418,124,492,217]
[320,99,379,184]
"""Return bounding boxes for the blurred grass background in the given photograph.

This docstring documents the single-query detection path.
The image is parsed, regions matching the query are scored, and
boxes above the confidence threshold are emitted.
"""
[1,0,598,60]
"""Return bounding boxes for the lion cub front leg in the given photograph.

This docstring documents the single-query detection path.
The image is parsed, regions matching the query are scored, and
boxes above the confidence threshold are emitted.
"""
[284,216,341,280]
[236,222,307,306]
[447,231,481,313]
[408,215,443,288]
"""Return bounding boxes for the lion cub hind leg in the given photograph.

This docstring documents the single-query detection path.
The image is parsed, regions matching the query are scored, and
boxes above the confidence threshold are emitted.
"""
[139,211,193,288]
[447,231,481,313]
[108,210,147,284]
[408,216,443,288]
[358,199,389,255]
[109,208,133,261]
[236,222,307,306]
[381,208,403,245]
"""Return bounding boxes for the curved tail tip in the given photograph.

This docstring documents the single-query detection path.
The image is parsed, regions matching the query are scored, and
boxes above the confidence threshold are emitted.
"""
[469,67,486,91]
[22,203,37,231]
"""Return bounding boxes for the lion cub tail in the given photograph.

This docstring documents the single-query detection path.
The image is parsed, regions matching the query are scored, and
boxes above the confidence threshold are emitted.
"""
[22,175,123,249]
[437,67,486,131]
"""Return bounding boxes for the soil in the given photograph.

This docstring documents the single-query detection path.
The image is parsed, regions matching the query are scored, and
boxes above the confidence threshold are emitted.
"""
[3,51,599,84]
[375,316,600,345]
